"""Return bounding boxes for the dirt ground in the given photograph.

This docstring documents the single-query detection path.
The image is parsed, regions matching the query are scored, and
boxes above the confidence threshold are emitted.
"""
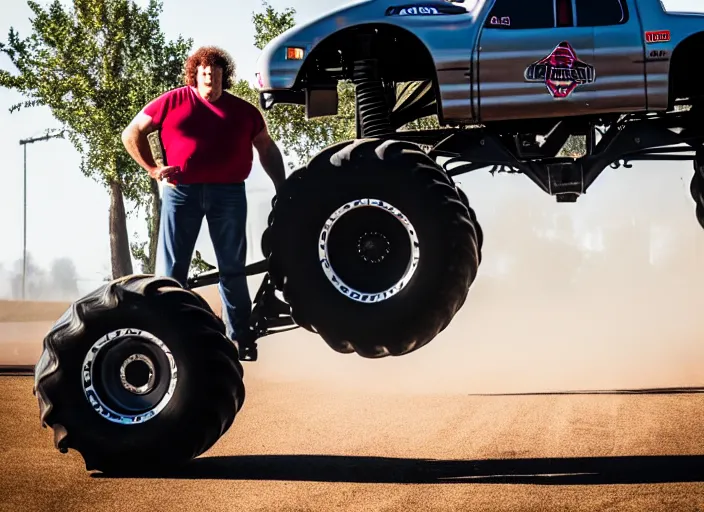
[3,211,704,510]
[2,363,704,512]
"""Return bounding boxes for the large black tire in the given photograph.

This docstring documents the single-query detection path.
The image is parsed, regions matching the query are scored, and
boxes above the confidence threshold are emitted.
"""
[264,138,482,358]
[33,275,245,474]
[690,173,704,230]
[691,149,704,230]
[456,185,484,264]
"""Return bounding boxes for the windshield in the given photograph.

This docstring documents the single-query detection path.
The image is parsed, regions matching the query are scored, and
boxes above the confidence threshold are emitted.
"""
[660,0,704,13]
[449,0,480,9]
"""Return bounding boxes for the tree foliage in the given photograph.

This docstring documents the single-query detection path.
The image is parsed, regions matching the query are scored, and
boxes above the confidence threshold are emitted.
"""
[0,0,192,277]
[560,135,586,157]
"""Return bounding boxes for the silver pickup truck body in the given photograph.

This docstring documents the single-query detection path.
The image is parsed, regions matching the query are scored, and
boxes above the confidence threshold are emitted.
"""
[255,0,704,126]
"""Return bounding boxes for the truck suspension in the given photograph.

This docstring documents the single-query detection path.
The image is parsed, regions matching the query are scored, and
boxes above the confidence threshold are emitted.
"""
[353,59,393,138]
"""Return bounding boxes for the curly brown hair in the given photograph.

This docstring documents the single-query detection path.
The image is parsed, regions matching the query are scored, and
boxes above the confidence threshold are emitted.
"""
[183,46,236,89]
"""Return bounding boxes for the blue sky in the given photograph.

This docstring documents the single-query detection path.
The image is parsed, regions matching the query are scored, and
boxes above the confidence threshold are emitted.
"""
[0,0,702,299]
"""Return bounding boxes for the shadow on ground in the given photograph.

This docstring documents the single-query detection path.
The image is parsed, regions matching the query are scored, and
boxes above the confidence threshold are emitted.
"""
[93,454,704,484]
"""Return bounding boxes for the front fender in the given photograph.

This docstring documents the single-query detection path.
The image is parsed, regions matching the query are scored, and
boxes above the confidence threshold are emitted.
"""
[255,0,376,91]
[254,0,481,92]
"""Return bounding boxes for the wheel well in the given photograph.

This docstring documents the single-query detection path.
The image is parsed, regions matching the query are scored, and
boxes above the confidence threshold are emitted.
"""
[296,23,441,123]
[669,32,704,108]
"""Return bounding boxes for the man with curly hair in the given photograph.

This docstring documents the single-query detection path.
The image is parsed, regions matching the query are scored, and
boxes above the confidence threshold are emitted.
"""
[121,45,286,361]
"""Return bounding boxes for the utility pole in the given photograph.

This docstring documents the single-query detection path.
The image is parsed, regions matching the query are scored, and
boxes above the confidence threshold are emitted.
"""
[18,130,65,300]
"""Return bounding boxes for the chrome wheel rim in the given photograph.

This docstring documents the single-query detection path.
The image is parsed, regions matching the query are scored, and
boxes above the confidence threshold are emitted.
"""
[318,198,420,303]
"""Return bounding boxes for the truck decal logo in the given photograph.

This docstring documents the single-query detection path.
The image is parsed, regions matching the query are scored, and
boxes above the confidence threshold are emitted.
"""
[524,41,595,99]
[386,3,467,15]
[387,5,440,15]
[645,30,670,43]
[489,16,511,26]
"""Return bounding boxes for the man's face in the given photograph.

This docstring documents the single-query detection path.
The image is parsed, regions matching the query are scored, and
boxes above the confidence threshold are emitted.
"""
[196,64,223,100]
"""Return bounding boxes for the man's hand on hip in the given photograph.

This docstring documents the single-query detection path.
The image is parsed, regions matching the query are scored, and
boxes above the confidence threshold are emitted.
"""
[150,165,181,181]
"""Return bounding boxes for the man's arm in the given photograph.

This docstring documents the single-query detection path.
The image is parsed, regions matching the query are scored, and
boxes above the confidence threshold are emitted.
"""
[121,111,179,180]
[253,126,286,191]
[121,111,158,175]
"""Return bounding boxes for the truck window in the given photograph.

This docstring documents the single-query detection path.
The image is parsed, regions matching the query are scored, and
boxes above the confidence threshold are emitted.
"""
[556,0,574,27]
[484,0,555,29]
[660,0,704,13]
[575,0,628,26]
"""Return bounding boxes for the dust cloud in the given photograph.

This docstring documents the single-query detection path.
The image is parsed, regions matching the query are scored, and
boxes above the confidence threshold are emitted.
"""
[0,253,84,302]
[3,159,704,395]
[248,159,704,395]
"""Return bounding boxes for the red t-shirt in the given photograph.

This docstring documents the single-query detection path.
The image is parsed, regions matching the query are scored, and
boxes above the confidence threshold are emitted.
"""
[143,86,265,184]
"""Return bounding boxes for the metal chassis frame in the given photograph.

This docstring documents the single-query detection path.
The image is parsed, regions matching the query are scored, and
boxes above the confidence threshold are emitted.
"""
[186,107,704,340]
[395,108,704,201]
[186,261,299,340]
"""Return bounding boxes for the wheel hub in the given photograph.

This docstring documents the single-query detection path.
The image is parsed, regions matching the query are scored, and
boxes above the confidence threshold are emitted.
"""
[319,198,420,303]
[82,329,177,425]
[119,354,156,395]
[357,231,390,263]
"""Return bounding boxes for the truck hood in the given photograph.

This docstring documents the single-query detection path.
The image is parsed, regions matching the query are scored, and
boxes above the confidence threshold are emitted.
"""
[260,0,476,51]
[262,0,374,50]
[255,0,479,91]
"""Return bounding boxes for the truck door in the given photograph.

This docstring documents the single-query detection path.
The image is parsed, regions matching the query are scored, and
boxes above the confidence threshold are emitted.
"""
[476,0,595,122]
[575,0,647,113]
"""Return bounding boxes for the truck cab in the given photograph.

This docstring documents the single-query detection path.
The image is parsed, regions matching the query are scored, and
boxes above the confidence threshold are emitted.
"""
[474,0,646,122]
[477,0,704,123]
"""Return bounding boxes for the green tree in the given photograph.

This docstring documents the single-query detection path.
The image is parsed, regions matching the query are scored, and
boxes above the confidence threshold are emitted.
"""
[0,0,191,278]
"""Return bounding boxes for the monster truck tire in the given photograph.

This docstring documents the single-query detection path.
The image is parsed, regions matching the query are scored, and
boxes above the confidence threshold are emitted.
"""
[265,138,482,358]
[690,172,704,230]
[456,185,484,264]
[33,275,245,474]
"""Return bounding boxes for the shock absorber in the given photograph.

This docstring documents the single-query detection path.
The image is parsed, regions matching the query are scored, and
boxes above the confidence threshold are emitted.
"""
[353,58,394,138]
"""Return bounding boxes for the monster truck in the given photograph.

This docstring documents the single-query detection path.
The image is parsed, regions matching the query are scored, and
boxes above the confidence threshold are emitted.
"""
[33,0,704,474]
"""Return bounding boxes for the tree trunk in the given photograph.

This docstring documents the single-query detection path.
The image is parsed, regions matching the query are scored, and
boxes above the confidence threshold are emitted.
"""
[147,177,161,273]
[109,180,134,278]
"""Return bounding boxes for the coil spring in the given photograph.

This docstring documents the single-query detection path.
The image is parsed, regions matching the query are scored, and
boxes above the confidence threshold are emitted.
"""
[353,59,393,138]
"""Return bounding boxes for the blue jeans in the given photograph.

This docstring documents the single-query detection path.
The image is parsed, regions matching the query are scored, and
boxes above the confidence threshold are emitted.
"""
[157,183,251,342]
